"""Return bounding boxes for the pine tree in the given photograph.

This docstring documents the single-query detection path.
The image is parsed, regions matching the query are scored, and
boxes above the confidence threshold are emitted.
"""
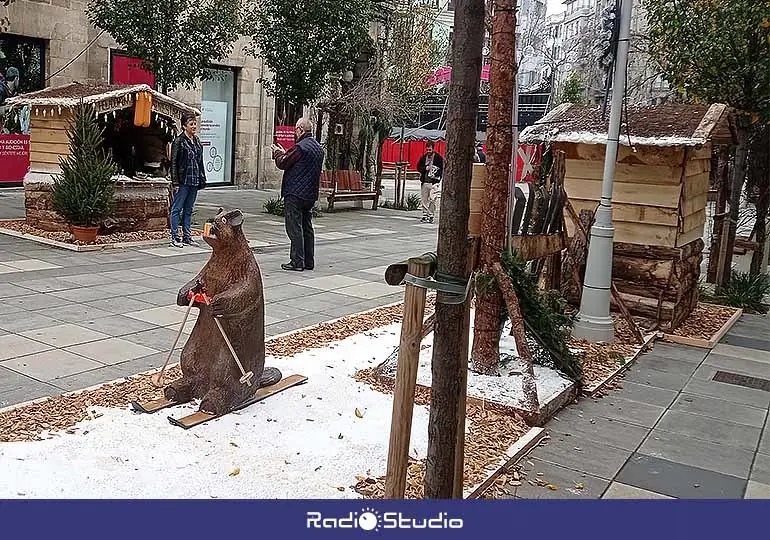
[51,103,118,228]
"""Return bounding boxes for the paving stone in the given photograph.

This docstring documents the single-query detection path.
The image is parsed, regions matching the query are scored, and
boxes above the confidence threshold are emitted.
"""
[0,311,63,333]
[121,327,185,351]
[506,458,609,499]
[530,433,631,479]
[0,365,42,394]
[97,269,153,281]
[616,453,746,499]
[671,393,767,428]
[43,304,116,324]
[336,282,399,300]
[265,303,316,323]
[123,306,188,326]
[640,429,755,478]
[65,338,159,366]
[14,277,78,293]
[49,286,114,303]
[575,396,666,428]
[721,334,770,351]
[546,412,650,452]
[703,353,770,379]
[0,334,52,361]
[133,266,179,278]
[655,410,761,451]
[19,323,111,348]
[1,349,104,381]
[58,273,115,287]
[635,354,701,376]
[78,315,160,337]
[751,452,769,483]
[760,427,770,455]
[622,365,693,391]
[744,480,770,499]
[124,290,175,306]
[612,380,678,407]
[647,342,709,363]
[601,482,673,499]
[82,297,158,316]
[111,350,180,378]
[711,343,770,363]
[684,377,770,409]
[293,274,370,291]
[0,381,59,409]
[0,282,37,298]
[3,259,61,271]
[6,294,73,312]
[51,366,131,392]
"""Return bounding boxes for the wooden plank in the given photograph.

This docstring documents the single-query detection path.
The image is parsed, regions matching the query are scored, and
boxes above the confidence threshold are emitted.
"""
[682,192,709,216]
[685,158,711,177]
[30,127,69,142]
[566,159,682,185]
[663,306,742,349]
[569,198,678,227]
[565,177,682,209]
[565,142,686,165]
[692,104,728,141]
[30,151,64,165]
[31,117,73,131]
[565,218,678,247]
[510,234,565,260]
[689,144,713,160]
[676,225,707,248]
[681,209,707,233]
[31,142,70,155]
[683,172,711,200]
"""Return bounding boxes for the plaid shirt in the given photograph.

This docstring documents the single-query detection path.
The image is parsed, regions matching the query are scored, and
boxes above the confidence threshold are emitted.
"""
[171,133,206,187]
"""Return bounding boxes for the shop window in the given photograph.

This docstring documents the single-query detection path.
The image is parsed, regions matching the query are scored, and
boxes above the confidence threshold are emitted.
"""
[0,34,46,104]
[200,66,237,185]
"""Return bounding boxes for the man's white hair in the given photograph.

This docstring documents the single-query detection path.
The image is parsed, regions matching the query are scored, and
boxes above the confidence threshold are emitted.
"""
[295,117,313,133]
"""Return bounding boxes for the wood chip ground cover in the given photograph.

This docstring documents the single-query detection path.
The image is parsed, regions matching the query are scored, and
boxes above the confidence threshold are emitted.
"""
[0,219,201,245]
[670,303,739,340]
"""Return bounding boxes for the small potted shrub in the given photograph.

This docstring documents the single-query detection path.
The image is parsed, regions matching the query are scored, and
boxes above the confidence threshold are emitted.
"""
[51,101,118,243]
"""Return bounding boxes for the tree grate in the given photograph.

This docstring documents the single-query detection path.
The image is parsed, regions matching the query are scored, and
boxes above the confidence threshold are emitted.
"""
[712,371,770,392]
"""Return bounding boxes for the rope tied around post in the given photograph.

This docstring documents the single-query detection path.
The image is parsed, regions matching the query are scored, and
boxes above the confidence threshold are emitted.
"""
[402,270,474,305]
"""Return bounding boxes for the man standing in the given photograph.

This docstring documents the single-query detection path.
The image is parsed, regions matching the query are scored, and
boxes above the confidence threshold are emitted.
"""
[416,141,444,223]
[169,112,206,248]
[271,117,324,272]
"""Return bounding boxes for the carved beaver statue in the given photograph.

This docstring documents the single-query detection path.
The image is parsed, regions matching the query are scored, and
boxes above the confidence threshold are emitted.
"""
[164,208,281,415]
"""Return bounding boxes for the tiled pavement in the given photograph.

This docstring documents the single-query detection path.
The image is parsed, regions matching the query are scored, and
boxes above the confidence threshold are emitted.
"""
[0,187,437,409]
[507,314,770,499]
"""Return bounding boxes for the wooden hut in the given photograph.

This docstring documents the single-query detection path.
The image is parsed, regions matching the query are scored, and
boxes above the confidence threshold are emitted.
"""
[519,102,735,330]
[5,82,200,234]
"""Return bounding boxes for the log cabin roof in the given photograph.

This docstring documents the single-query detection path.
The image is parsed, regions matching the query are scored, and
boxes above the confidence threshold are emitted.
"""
[6,82,200,119]
[520,102,734,148]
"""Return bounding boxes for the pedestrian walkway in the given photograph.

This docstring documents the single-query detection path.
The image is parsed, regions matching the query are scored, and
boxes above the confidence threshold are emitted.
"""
[0,191,437,410]
[506,314,770,499]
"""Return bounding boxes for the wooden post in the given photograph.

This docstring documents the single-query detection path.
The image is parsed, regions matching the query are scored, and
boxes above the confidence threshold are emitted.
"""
[384,255,433,499]
[452,237,481,498]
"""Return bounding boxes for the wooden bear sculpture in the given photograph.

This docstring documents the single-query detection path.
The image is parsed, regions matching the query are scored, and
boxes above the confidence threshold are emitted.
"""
[164,208,281,415]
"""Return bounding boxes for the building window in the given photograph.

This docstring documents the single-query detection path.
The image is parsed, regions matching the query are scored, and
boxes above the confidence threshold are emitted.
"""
[109,50,156,87]
[201,66,238,185]
[0,33,46,98]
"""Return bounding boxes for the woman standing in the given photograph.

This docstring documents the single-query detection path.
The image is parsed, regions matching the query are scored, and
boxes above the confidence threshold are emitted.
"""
[169,112,206,247]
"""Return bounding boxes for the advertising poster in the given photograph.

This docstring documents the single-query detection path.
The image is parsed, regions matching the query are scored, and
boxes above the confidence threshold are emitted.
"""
[199,100,228,184]
[0,105,31,184]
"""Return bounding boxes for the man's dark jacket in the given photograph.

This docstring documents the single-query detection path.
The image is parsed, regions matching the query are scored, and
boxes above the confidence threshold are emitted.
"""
[417,152,444,184]
[274,133,325,202]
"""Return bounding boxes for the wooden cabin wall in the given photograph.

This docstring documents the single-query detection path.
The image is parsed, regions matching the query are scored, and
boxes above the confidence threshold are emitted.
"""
[554,142,712,331]
[28,112,72,173]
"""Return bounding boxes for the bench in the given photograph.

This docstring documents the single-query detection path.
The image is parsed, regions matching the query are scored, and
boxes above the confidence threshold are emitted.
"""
[319,169,380,211]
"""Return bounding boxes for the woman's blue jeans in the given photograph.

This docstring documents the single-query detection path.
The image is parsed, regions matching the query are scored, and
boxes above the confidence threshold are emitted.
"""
[170,184,198,242]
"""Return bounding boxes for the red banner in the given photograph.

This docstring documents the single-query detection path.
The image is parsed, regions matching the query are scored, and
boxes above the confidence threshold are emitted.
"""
[0,134,30,183]
[274,125,295,151]
[516,143,542,183]
[111,53,156,87]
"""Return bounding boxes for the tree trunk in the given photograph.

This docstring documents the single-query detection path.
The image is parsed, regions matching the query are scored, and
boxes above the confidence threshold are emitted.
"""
[720,116,751,286]
[470,0,516,375]
[423,0,486,500]
[750,127,769,275]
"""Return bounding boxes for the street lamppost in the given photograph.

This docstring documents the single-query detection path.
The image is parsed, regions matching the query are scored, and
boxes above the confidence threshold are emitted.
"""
[571,0,633,343]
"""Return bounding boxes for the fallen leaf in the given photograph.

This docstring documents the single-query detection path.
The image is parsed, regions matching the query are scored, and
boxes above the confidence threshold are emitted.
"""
[228,468,240,476]
[510,481,522,487]
[354,408,364,418]
[337,486,345,492]
[574,482,584,490]
[338,433,344,439]
[230,442,238,447]
[546,484,558,491]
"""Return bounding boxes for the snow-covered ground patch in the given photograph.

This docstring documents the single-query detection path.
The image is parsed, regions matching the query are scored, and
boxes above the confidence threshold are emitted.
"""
[0,324,432,499]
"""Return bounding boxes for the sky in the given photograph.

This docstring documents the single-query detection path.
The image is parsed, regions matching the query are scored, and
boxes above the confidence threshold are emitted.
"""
[546,0,566,16]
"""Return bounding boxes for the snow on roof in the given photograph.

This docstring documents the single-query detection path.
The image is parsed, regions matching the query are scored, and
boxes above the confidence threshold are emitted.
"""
[6,82,200,118]
[519,102,732,148]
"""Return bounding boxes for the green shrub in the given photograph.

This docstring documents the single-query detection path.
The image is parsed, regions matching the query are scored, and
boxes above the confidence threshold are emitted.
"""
[406,193,421,211]
[263,197,284,216]
[704,271,770,314]
[51,102,118,227]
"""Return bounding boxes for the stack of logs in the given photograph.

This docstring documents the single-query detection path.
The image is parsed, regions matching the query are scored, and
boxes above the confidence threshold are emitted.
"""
[561,206,704,332]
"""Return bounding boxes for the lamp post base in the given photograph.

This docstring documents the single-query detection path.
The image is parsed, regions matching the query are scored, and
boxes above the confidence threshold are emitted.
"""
[571,311,615,343]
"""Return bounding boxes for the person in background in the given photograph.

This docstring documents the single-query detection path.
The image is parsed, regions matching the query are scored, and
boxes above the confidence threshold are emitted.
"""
[416,141,444,223]
[271,117,324,272]
[474,141,486,163]
[169,112,206,248]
